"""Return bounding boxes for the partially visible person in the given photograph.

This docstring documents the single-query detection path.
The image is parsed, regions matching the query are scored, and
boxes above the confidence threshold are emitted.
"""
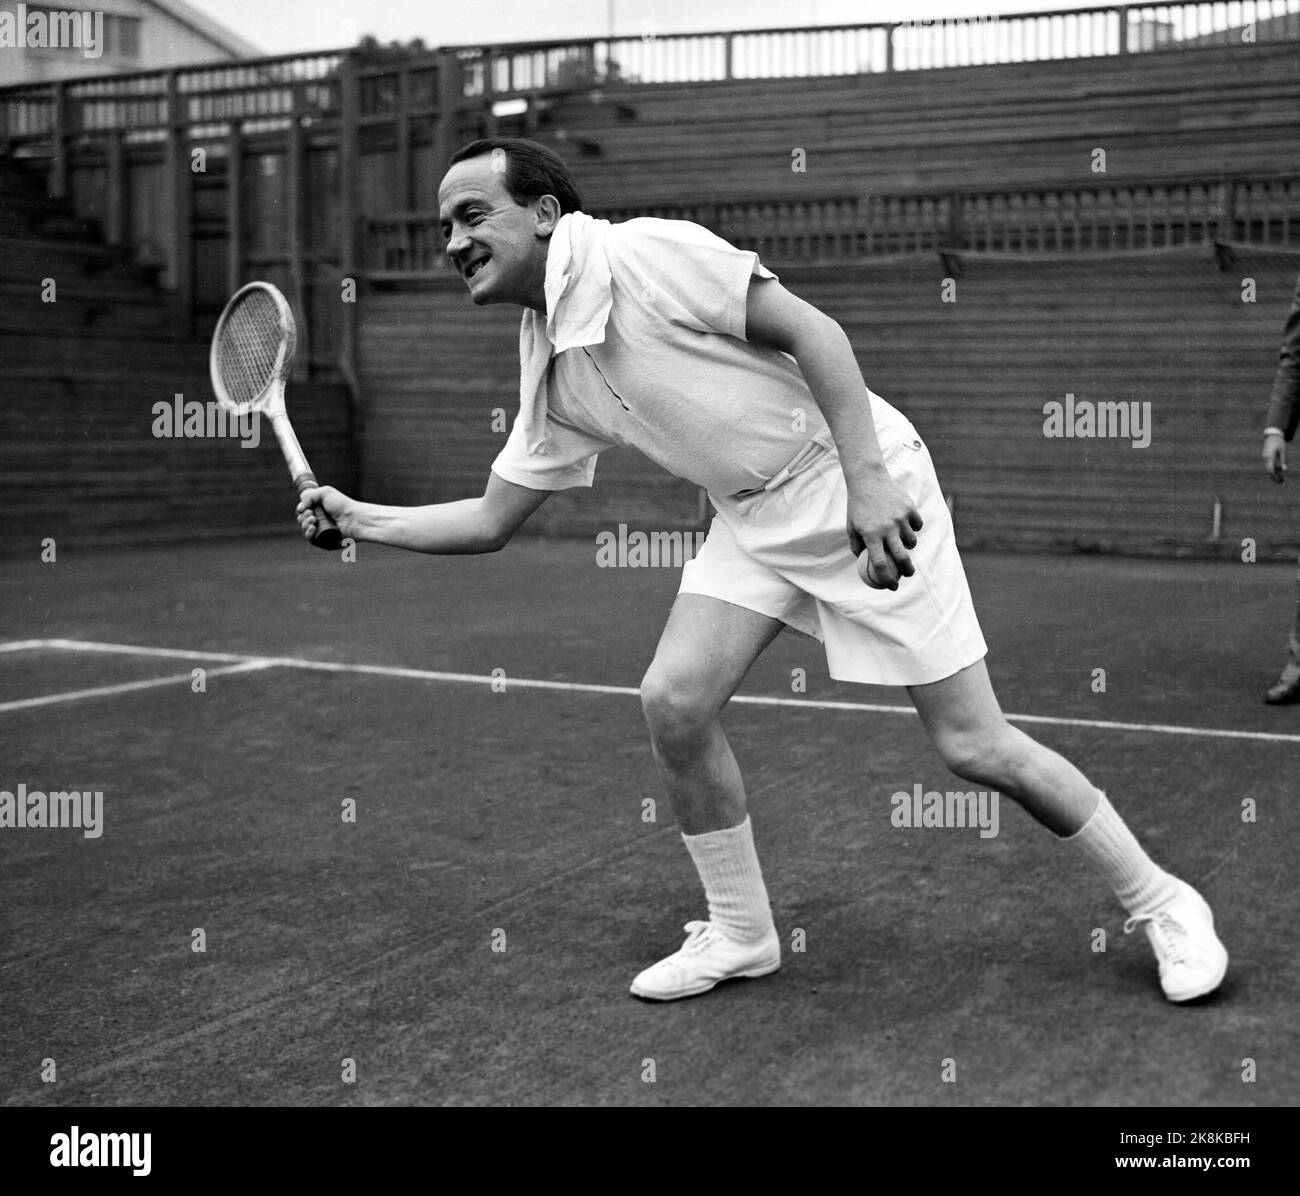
[1263,268,1300,704]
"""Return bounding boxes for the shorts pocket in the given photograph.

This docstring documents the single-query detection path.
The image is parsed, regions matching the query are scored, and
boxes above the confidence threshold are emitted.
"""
[880,424,924,468]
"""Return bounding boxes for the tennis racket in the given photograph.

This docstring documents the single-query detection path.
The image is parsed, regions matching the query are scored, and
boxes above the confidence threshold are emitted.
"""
[210,281,342,551]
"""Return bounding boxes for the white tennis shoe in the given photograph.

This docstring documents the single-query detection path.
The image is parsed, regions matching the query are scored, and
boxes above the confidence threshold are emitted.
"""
[1124,879,1228,1003]
[630,920,781,1001]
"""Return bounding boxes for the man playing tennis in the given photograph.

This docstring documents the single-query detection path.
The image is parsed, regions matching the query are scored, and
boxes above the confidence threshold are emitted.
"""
[298,138,1228,1004]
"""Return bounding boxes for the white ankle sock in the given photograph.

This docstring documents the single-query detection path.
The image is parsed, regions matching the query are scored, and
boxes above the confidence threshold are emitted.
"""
[1065,791,1180,914]
[681,815,775,944]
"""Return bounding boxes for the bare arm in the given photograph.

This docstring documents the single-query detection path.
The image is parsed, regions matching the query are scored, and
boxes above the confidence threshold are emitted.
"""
[744,275,922,588]
[296,471,552,553]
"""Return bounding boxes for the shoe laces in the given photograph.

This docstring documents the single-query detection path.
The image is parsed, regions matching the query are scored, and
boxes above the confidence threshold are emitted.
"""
[1124,908,1190,967]
[675,920,722,956]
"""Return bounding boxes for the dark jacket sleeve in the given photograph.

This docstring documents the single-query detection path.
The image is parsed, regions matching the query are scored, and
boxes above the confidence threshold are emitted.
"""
[1266,269,1300,441]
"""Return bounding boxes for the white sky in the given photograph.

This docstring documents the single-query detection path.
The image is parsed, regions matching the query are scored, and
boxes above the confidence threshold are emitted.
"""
[184,0,1108,55]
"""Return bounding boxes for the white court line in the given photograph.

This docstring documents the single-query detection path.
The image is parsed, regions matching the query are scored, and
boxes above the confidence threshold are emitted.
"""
[4,638,1300,744]
[32,637,264,665]
[0,659,276,714]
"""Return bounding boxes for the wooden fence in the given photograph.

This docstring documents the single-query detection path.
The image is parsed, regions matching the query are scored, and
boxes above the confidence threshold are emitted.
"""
[366,177,1300,276]
[353,247,1300,554]
[452,0,1300,89]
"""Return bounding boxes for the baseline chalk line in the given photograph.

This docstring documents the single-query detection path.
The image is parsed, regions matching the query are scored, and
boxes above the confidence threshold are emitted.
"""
[4,638,1299,744]
[0,659,276,714]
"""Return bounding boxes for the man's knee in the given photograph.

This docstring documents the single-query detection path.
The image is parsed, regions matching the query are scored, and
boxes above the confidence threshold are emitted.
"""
[931,721,1014,782]
[640,665,721,749]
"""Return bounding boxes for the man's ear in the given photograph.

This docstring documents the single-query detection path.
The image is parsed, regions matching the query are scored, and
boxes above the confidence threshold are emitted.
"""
[534,194,561,237]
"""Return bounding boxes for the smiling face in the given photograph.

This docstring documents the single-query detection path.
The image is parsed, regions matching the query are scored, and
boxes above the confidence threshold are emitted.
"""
[438,154,558,311]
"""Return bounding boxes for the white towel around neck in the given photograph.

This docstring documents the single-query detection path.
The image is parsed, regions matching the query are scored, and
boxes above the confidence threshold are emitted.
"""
[517,211,613,455]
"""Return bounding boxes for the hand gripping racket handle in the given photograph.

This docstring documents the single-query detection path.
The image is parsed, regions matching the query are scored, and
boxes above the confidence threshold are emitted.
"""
[295,474,343,551]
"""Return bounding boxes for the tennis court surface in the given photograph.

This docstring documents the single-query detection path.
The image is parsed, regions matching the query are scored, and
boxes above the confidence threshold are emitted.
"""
[2,536,1297,1107]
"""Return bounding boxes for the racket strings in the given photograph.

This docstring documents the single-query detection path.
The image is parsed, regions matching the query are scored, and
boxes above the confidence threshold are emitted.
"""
[215,291,292,408]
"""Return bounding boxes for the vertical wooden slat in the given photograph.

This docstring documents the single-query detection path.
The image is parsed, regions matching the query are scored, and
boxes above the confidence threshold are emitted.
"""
[335,50,364,496]
[105,129,126,244]
[483,50,500,138]
[225,121,243,296]
[50,80,69,198]
[287,79,307,382]
[166,70,194,337]
[435,48,462,180]
[946,192,963,248]
[396,66,412,211]
[339,51,360,353]
[1214,178,1231,244]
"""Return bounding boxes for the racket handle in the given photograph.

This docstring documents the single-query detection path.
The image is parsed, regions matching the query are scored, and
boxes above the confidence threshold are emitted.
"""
[295,474,343,552]
[311,511,343,552]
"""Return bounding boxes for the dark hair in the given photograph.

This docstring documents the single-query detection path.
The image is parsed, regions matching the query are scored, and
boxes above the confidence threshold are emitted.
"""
[448,137,584,215]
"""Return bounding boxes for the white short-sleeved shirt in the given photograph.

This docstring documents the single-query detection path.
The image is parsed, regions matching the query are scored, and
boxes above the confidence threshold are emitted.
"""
[489,217,913,498]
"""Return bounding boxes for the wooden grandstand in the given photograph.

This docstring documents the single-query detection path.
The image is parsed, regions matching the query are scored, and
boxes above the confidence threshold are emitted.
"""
[2,2,1299,554]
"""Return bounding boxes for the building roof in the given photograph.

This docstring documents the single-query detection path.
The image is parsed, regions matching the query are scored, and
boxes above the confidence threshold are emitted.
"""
[141,0,262,59]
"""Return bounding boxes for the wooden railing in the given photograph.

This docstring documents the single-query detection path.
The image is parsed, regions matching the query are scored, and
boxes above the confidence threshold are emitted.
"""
[455,1,1300,91]
[364,178,1300,276]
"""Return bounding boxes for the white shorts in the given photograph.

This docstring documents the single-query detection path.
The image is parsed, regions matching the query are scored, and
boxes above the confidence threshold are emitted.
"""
[679,423,988,687]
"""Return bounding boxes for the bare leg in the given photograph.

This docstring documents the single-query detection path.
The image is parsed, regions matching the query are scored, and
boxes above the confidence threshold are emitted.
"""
[640,594,784,835]
[907,658,1099,835]
[908,657,1178,914]
[908,659,1227,1001]
[628,595,787,998]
